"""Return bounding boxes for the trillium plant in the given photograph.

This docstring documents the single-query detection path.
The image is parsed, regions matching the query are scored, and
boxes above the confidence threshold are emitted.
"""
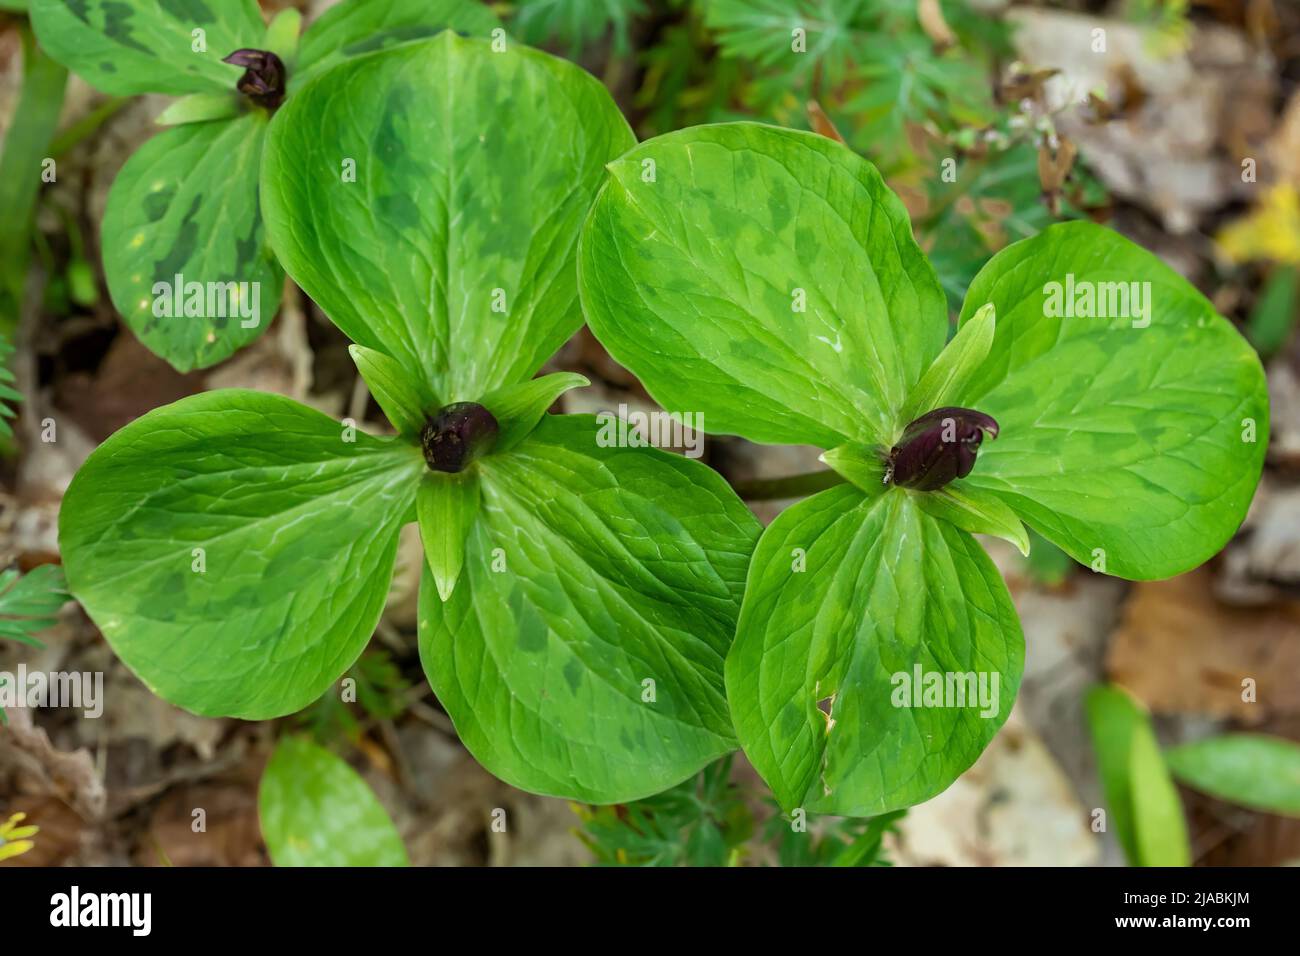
[577,123,1268,815]
[30,0,501,370]
[54,27,1269,819]
[59,33,760,805]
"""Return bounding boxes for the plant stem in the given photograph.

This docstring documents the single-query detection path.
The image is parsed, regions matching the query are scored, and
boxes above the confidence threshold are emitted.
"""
[732,469,846,501]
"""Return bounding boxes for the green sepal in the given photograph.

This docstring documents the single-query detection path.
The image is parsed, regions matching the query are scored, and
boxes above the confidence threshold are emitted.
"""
[899,302,995,425]
[155,92,241,127]
[819,443,887,495]
[264,8,302,69]
[478,372,589,453]
[914,482,1030,556]
[416,470,481,601]
[350,344,437,438]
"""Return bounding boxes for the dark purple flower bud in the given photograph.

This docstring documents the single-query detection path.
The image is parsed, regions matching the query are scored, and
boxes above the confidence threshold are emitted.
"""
[222,49,286,110]
[887,406,999,491]
[420,403,499,473]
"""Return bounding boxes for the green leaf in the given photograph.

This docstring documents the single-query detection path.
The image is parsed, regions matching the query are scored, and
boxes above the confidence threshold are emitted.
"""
[259,737,408,867]
[914,482,1030,556]
[295,0,500,87]
[102,113,282,372]
[899,302,995,423]
[418,415,761,803]
[1085,685,1190,866]
[953,221,1269,580]
[0,565,69,647]
[579,122,947,449]
[264,32,634,400]
[155,91,240,126]
[29,0,264,96]
[58,390,423,719]
[478,371,589,453]
[349,344,435,438]
[726,487,1024,815]
[416,471,480,602]
[1166,734,1300,817]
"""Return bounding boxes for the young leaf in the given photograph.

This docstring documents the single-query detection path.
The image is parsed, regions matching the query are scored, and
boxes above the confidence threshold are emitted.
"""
[1086,685,1190,866]
[154,91,241,126]
[416,471,480,601]
[478,371,589,453]
[29,0,264,96]
[102,113,282,372]
[294,0,500,87]
[725,487,1024,816]
[578,122,947,448]
[1128,720,1191,867]
[1165,734,1300,817]
[914,482,1030,556]
[899,302,995,424]
[259,737,408,867]
[0,565,69,647]
[952,221,1269,580]
[418,415,761,803]
[349,344,436,437]
[58,390,424,719]
[264,33,634,401]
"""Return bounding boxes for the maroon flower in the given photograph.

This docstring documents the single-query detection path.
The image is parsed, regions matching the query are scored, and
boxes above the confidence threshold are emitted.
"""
[887,407,1000,491]
[420,403,499,473]
[223,49,286,110]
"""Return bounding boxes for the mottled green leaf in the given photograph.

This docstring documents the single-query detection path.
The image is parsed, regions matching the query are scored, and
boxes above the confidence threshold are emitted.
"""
[259,737,408,867]
[295,0,500,86]
[102,112,282,371]
[418,415,760,803]
[479,371,589,453]
[30,0,263,96]
[349,344,435,438]
[726,487,1023,816]
[953,221,1269,580]
[58,390,423,719]
[417,470,480,601]
[1166,733,1300,817]
[264,33,633,400]
[1086,685,1190,866]
[578,122,947,448]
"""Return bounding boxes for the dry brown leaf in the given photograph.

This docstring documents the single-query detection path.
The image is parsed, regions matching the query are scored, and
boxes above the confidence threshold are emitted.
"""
[1106,569,1300,723]
[917,0,956,52]
[806,100,846,144]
